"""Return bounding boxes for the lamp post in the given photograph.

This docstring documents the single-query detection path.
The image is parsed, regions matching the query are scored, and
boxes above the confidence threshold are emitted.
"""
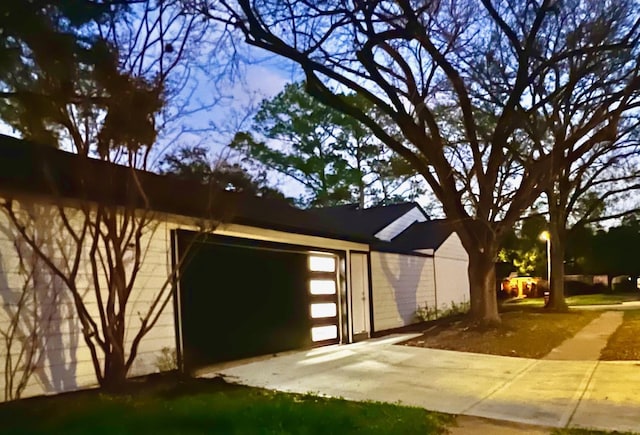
[540,230,551,305]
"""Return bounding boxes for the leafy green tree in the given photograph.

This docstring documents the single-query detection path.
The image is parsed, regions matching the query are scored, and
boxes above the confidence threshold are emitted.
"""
[564,224,596,274]
[159,145,214,183]
[159,144,289,201]
[0,1,161,155]
[584,220,640,287]
[498,216,547,278]
[230,82,423,208]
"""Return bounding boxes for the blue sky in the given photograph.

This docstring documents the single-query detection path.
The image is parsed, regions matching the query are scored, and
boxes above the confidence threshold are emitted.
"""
[149,45,309,197]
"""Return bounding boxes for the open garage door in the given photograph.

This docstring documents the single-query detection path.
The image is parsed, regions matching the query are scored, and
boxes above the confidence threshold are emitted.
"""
[174,231,341,371]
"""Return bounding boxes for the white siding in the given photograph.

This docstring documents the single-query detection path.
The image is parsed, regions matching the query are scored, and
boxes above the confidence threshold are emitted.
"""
[0,194,369,402]
[0,200,178,401]
[434,234,470,310]
[374,207,427,241]
[370,251,435,331]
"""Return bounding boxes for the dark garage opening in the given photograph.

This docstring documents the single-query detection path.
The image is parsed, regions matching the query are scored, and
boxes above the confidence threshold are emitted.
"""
[176,233,313,371]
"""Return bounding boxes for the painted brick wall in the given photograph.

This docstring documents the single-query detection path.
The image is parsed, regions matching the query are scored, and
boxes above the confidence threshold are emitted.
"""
[370,251,435,331]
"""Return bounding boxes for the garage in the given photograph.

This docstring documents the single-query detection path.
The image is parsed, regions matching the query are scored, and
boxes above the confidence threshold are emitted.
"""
[174,231,342,371]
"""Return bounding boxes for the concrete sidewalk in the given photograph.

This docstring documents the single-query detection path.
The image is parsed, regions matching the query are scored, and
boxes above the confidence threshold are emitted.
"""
[544,311,623,360]
[210,335,640,433]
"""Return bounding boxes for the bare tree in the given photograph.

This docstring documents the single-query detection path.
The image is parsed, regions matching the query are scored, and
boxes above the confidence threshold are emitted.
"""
[1,152,225,390]
[194,0,640,322]
[0,236,53,401]
[544,119,640,309]
[0,1,225,390]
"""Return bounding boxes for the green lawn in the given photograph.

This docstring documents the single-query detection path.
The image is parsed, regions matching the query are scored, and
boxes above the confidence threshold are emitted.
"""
[554,429,638,435]
[601,310,640,360]
[501,297,545,308]
[502,292,640,308]
[0,377,453,434]
[1,375,637,434]
[566,292,640,306]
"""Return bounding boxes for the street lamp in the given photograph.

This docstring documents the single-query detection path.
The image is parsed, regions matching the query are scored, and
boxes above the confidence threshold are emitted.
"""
[539,230,551,284]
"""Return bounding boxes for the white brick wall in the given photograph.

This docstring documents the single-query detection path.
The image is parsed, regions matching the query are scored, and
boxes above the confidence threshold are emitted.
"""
[370,251,435,331]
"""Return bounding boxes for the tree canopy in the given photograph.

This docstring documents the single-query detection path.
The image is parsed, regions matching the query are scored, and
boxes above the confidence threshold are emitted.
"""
[159,144,290,201]
[230,82,424,208]
[0,0,197,161]
[197,0,640,322]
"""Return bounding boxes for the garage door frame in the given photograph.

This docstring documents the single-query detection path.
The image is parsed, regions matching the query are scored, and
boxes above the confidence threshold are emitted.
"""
[171,229,348,373]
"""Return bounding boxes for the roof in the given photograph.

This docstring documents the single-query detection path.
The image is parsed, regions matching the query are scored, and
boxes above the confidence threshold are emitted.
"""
[0,135,374,244]
[308,202,426,237]
[379,219,453,252]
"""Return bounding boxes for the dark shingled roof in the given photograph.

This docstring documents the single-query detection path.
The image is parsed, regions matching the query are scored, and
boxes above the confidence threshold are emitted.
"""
[0,134,374,244]
[379,219,453,252]
[308,202,427,237]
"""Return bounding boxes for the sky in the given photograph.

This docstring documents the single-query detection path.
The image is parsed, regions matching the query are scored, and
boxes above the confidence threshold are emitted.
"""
[0,31,304,198]
[147,44,308,198]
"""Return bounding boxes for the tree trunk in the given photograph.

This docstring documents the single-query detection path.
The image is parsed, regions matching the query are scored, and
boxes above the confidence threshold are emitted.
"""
[467,251,501,324]
[547,195,568,311]
[102,346,127,391]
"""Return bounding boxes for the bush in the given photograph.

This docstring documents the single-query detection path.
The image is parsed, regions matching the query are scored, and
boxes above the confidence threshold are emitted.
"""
[612,279,637,292]
[415,303,437,322]
[565,281,603,296]
[591,283,609,294]
[155,347,178,372]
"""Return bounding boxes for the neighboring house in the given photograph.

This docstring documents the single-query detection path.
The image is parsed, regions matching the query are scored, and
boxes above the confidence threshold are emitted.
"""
[0,135,469,402]
[502,276,541,298]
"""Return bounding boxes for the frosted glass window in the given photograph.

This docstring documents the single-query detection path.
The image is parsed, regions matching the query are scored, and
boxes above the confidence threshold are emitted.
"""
[310,303,337,318]
[311,325,338,342]
[309,279,336,295]
[308,255,336,272]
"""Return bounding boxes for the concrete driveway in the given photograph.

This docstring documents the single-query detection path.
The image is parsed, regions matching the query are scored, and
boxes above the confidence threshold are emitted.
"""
[210,334,640,433]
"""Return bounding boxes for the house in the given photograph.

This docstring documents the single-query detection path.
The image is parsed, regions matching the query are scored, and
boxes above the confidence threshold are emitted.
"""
[310,204,470,333]
[0,135,469,401]
[502,276,541,298]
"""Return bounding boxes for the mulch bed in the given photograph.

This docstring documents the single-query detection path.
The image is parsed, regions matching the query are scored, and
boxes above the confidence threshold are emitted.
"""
[401,309,600,359]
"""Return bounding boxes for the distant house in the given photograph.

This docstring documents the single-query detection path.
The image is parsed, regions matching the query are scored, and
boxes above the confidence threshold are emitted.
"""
[0,135,470,401]
[502,276,541,298]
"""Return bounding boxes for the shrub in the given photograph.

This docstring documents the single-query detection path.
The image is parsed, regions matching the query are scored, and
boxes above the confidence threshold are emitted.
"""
[155,347,178,372]
[415,300,470,322]
[415,303,437,322]
[439,300,470,317]
[565,281,602,296]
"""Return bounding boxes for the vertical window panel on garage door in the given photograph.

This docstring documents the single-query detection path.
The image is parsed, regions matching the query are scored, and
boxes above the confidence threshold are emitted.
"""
[308,254,340,346]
